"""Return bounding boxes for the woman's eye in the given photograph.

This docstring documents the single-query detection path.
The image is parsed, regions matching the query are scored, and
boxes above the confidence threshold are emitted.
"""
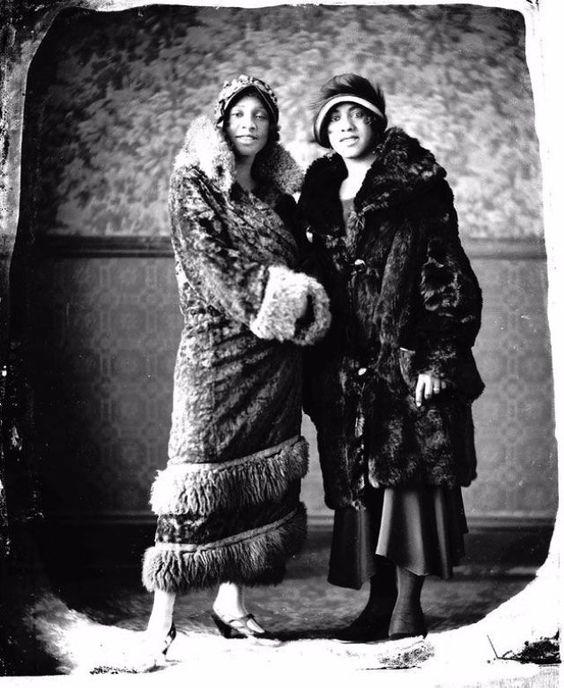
[329,114,340,123]
[255,112,267,120]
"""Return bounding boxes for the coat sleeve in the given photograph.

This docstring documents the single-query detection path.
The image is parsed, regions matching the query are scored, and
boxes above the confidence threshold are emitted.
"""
[170,167,331,346]
[411,180,484,399]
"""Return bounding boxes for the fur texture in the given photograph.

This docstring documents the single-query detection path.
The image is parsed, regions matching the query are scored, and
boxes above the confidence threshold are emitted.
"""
[150,436,308,516]
[142,504,307,592]
[145,116,326,591]
[298,127,484,509]
[250,265,331,345]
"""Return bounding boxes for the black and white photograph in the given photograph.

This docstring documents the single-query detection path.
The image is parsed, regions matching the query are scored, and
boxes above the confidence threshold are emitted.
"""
[0,0,561,684]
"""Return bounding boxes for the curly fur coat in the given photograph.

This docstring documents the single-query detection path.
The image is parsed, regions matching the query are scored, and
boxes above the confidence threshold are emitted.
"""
[142,117,331,592]
[298,127,484,510]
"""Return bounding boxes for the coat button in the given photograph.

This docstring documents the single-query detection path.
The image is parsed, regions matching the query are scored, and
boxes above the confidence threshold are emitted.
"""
[357,367,367,376]
[352,259,367,275]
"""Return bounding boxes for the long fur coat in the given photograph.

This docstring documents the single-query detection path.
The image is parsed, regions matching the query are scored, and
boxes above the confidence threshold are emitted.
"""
[298,127,484,511]
[142,117,331,592]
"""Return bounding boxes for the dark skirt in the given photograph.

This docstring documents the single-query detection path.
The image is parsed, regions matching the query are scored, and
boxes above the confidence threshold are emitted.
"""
[328,486,468,589]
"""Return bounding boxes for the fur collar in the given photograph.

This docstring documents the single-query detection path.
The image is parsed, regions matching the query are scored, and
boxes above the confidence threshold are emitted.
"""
[299,127,446,235]
[174,115,303,197]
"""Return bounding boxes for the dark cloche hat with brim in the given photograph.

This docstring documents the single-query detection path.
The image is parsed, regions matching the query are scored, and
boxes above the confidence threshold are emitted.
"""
[214,74,279,126]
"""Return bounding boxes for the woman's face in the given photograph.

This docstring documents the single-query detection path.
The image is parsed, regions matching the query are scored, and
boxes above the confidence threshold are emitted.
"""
[326,103,376,160]
[225,94,270,159]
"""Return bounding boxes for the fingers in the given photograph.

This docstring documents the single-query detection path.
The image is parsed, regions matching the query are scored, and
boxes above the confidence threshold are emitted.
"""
[415,375,427,407]
[295,291,309,319]
[415,373,444,407]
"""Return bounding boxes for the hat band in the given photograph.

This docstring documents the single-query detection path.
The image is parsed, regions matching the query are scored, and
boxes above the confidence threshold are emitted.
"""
[314,95,384,144]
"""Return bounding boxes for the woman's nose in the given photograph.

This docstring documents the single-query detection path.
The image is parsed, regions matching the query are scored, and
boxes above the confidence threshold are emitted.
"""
[242,115,256,130]
[340,115,354,130]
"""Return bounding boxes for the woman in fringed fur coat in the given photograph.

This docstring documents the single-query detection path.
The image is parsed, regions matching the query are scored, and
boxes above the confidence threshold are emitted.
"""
[142,75,330,657]
[298,74,484,641]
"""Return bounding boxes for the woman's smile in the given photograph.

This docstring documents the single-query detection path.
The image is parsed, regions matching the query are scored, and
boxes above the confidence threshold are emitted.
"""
[339,134,359,144]
[226,94,270,157]
[327,102,376,160]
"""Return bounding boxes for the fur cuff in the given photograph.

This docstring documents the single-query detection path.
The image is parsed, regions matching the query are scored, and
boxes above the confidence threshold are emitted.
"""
[142,504,306,592]
[150,435,308,516]
[249,265,310,341]
[250,265,331,345]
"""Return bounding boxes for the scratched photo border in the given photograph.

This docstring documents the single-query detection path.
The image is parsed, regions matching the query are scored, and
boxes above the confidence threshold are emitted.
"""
[1,0,561,683]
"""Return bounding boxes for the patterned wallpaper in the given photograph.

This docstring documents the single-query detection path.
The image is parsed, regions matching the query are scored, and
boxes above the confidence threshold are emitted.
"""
[29,254,180,516]
[29,249,557,523]
[24,4,542,239]
[465,255,557,519]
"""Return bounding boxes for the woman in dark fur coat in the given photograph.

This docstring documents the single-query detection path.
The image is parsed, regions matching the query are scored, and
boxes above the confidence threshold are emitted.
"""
[298,74,484,640]
[141,74,331,658]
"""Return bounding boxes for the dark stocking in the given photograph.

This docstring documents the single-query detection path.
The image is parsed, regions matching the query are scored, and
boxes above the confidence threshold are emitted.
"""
[360,559,397,619]
[336,559,397,641]
[388,566,427,639]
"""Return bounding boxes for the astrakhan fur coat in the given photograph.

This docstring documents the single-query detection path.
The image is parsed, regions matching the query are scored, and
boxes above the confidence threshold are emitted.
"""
[298,127,484,511]
[142,117,331,592]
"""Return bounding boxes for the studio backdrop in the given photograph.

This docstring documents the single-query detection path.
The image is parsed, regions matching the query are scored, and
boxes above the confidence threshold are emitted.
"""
[13,4,555,552]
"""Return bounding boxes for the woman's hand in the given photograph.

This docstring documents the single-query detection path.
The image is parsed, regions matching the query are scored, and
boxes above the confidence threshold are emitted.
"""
[295,294,313,327]
[415,372,447,407]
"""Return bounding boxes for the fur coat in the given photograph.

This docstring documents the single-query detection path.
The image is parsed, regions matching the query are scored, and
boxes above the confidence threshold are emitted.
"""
[298,127,484,511]
[142,117,331,592]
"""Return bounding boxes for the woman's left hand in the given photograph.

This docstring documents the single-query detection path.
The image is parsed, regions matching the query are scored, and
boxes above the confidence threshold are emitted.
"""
[415,372,447,407]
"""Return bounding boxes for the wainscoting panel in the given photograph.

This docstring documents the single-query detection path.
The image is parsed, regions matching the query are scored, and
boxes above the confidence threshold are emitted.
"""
[29,241,181,520]
[303,240,557,527]
[27,237,557,532]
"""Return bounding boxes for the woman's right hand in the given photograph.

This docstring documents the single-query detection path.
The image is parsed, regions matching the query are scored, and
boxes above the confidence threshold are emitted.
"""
[415,372,448,407]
